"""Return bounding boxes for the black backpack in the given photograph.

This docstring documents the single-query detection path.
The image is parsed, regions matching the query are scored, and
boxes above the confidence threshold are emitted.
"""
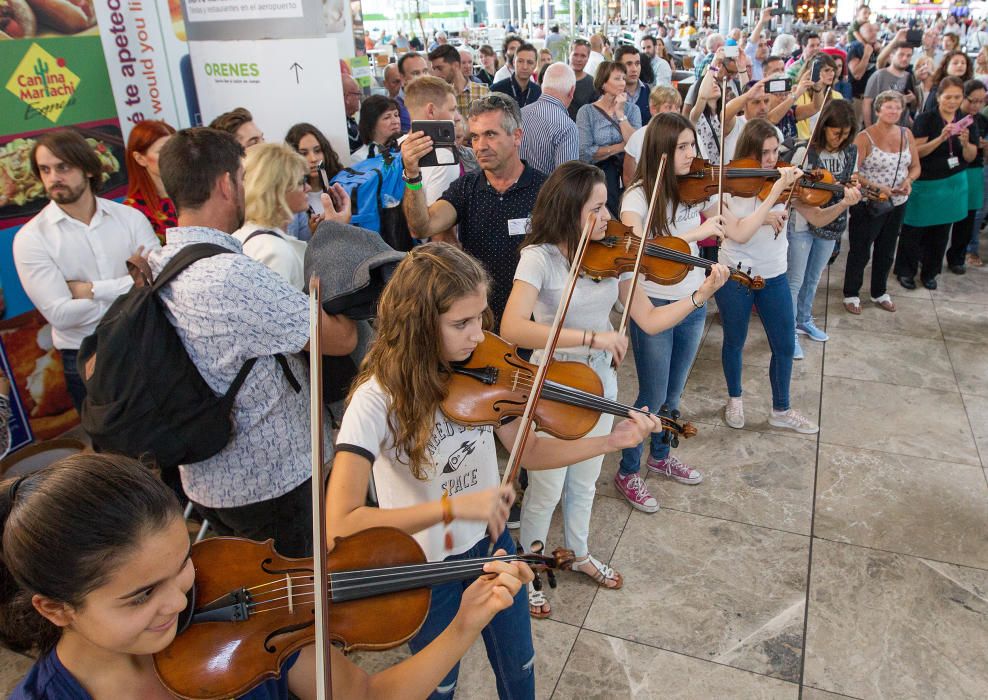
[78,243,300,470]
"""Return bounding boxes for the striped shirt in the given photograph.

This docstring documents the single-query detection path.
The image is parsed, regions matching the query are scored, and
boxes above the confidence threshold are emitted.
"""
[519,94,580,175]
[456,80,491,123]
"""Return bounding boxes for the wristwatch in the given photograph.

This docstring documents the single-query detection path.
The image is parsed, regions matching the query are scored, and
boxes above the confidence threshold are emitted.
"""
[617,115,627,123]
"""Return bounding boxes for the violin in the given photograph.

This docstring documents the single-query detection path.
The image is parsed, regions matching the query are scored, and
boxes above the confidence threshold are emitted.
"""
[154,528,573,700]
[583,220,766,290]
[443,332,697,445]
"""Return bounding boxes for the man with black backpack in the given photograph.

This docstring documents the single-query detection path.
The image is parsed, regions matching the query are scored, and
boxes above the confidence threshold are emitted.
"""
[93,128,356,557]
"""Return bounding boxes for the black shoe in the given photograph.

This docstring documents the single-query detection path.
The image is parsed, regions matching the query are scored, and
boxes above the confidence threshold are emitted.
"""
[507,502,521,530]
[923,277,938,290]
[949,264,966,275]
[897,275,916,290]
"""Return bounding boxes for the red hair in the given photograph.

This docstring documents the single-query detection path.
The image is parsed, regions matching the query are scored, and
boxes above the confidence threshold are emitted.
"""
[125,120,177,215]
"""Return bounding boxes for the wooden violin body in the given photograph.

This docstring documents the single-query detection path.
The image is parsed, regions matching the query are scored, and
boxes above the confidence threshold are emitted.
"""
[154,528,574,699]
[443,332,697,444]
[583,220,765,290]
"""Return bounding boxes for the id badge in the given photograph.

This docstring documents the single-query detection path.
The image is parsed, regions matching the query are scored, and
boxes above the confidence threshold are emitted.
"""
[507,218,529,236]
[947,156,960,169]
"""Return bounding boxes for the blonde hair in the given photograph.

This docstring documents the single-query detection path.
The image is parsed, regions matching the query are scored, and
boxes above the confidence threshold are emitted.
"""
[404,75,456,114]
[351,243,491,479]
[244,143,307,229]
[649,85,682,111]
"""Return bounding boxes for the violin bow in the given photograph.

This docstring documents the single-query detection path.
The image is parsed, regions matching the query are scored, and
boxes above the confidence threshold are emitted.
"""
[615,153,668,348]
[494,213,598,553]
[309,276,334,700]
[777,78,834,237]
[716,71,729,248]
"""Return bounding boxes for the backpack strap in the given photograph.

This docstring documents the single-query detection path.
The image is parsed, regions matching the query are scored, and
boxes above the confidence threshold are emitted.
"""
[220,354,301,402]
[275,353,302,393]
[152,243,232,292]
[243,229,282,246]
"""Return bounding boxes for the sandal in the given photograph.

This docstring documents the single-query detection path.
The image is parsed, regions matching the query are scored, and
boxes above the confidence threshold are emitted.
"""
[871,294,896,313]
[574,554,624,590]
[528,582,551,619]
[842,297,862,315]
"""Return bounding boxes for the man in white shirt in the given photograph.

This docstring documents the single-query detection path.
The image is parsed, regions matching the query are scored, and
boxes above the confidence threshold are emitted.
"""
[586,34,607,80]
[493,34,524,84]
[13,129,160,411]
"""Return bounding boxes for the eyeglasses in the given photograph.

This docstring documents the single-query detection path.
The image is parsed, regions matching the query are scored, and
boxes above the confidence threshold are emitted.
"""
[345,91,362,98]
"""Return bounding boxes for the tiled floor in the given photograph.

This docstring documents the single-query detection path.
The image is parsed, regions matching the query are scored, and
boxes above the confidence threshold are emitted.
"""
[1,249,985,699]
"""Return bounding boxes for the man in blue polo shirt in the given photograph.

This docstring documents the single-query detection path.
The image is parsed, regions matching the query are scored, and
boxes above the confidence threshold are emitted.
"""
[401,93,546,326]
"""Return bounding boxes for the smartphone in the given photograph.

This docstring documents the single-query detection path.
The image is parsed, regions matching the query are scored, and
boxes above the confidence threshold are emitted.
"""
[951,113,974,135]
[766,77,791,94]
[317,161,331,191]
[723,44,739,59]
[411,119,460,168]
[905,29,923,47]
[811,59,823,83]
[770,6,793,16]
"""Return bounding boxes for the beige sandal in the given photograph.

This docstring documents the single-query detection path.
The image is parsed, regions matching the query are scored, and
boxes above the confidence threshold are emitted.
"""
[575,555,623,590]
[528,583,551,618]
[843,298,862,315]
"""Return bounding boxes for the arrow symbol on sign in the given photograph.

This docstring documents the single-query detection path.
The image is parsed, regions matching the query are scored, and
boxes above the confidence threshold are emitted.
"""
[289,62,303,84]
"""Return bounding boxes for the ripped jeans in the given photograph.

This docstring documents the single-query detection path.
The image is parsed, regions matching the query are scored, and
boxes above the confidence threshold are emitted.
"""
[407,527,535,699]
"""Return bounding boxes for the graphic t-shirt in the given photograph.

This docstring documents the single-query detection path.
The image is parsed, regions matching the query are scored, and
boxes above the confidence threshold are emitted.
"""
[336,377,497,561]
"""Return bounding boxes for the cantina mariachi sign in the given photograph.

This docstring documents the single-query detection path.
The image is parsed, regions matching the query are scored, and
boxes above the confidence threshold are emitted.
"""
[5,43,81,122]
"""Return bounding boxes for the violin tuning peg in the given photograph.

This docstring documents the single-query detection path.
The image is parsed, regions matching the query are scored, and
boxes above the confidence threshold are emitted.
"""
[532,572,544,592]
[670,436,680,449]
[546,569,558,589]
[670,409,681,421]
[528,540,545,555]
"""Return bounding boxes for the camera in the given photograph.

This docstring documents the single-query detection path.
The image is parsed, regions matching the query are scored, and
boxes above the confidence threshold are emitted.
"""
[906,29,923,47]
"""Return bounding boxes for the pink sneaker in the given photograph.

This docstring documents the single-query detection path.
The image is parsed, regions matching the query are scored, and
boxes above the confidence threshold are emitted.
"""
[614,472,659,513]
[647,455,703,485]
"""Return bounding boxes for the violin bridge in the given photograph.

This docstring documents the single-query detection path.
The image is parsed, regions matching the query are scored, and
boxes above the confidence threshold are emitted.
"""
[286,575,294,615]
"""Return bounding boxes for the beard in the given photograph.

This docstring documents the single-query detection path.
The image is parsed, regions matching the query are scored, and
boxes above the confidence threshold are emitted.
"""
[47,180,88,206]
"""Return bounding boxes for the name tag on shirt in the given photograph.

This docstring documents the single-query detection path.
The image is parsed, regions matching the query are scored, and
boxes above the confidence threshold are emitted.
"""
[948,156,960,169]
[507,218,529,236]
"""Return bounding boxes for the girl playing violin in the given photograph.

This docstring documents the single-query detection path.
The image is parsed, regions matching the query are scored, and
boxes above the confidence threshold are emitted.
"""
[1,454,533,700]
[499,161,728,616]
[326,243,661,699]
[613,112,732,513]
[713,118,819,435]
[787,100,863,360]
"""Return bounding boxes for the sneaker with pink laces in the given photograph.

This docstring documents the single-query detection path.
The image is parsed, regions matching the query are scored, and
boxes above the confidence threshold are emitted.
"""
[613,471,659,513]
[647,455,703,484]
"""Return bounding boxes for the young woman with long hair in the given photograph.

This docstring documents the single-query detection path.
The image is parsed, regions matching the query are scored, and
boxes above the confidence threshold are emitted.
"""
[922,50,974,112]
[285,122,345,234]
[499,161,728,616]
[613,112,732,512]
[713,118,818,435]
[326,243,661,698]
[787,99,863,358]
[123,120,177,243]
[1,454,532,699]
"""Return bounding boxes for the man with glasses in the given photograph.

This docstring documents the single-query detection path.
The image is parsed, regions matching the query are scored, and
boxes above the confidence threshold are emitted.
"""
[401,94,546,324]
[342,74,364,153]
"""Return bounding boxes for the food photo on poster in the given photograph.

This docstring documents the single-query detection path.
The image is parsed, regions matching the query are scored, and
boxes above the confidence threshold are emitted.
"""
[0,0,96,39]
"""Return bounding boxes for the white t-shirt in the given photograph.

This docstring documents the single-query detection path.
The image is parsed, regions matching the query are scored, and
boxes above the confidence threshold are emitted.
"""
[233,222,309,290]
[514,244,620,353]
[337,377,497,562]
[307,191,325,216]
[626,125,647,166]
[493,64,513,84]
[621,185,707,301]
[715,193,788,279]
[586,51,606,81]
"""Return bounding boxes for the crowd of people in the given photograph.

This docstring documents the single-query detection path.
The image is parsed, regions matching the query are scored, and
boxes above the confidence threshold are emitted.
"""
[1,5,986,700]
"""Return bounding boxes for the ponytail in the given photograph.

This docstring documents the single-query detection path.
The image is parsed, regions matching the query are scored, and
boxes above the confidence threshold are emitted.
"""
[0,454,181,654]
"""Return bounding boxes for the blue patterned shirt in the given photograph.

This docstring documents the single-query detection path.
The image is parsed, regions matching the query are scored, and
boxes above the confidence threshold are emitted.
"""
[148,227,327,508]
[519,94,580,175]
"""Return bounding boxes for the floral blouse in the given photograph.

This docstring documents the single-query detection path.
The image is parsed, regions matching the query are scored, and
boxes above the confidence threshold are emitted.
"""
[124,193,177,244]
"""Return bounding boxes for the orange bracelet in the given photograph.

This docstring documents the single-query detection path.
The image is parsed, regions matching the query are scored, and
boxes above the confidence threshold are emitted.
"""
[440,491,454,525]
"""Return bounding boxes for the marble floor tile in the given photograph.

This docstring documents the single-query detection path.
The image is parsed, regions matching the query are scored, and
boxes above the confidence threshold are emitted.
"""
[933,299,988,343]
[800,687,864,700]
[0,650,34,696]
[815,443,988,569]
[552,629,798,699]
[683,358,822,441]
[535,494,632,627]
[946,339,988,398]
[961,394,988,464]
[930,266,988,304]
[824,294,942,340]
[819,376,980,466]
[583,509,809,682]
[823,329,956,392]
[803,539,988,700]
[350,617,579,699]
[653,424,816,535]
[697,320,824,375]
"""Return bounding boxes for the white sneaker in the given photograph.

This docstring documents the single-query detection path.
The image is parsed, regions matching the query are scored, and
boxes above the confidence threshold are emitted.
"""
[725,397,745,429]
[769,408,819,434]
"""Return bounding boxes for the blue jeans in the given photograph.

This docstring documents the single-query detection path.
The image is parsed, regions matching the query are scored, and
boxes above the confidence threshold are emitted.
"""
[619,299,706,475]
[59,349,86,413]
[969,164,988,255]
[715,275,795,412]
[407,528,535,699]
[787,229,836,325]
